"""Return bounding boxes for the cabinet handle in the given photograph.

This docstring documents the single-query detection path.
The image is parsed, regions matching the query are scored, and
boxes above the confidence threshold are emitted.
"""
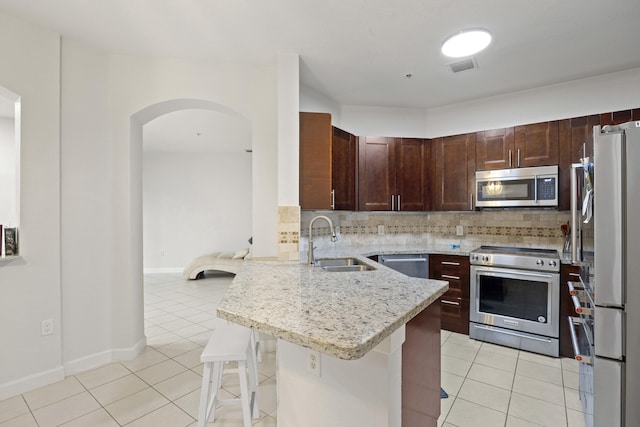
[441,300,460,306]
[391,195,394,211]
[441,261,461,266]
[331,189,335,210]
[509,150,512,168]
[569,272,581,277]
[397,194,400,211]
[441,274,461,280]
[469,193,474,210]
[517,148,521,167]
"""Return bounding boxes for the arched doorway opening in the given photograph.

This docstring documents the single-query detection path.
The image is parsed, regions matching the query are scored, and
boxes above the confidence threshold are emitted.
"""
[130,98,252,340]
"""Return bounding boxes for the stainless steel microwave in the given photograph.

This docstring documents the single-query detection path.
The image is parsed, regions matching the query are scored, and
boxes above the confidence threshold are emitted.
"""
[475,165,558,208]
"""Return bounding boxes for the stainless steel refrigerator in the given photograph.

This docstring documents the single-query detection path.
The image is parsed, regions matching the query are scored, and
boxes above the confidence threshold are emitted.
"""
[571,120,640,427]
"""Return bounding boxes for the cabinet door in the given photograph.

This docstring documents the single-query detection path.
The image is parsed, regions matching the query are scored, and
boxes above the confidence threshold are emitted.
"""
[432,134,476,211]
[358,136,396,211]
[396,138,431,211]
[514,121,559,168]
[599,109,640,126]
[299,112,332,209]
[332,127,357,210]
[560,264,581,358]
[475,127,515,170]
[558,116,599,210]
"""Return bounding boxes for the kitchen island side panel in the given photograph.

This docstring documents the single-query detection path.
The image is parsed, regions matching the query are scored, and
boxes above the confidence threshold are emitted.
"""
[402,301,441,427]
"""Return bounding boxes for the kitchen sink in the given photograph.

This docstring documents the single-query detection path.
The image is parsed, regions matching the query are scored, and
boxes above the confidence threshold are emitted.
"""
[315,257,366,267]
[321,265,374,272]
[314,257,375,272]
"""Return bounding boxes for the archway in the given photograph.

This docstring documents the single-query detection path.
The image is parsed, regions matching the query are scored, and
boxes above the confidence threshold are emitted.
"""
[130,98,252,338]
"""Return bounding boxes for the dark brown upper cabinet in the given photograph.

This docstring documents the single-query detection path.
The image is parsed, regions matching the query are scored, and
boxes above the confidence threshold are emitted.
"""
[300,112,332,210]
[331,126,357,210]
[600,108,640,126]
[358,137,431,211]
[432,133,476,211]
[299,112,357,210]
[476,122,558,171]
[513,121,560,168]
[558,115,599,210]
[475,127,515,170]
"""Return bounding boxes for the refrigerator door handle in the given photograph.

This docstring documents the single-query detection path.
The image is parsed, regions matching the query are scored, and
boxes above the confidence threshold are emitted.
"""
[570,162,584,263]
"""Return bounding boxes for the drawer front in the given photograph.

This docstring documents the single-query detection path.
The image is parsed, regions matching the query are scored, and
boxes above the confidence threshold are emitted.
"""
[440,297,470,335]
[430,255,470,299]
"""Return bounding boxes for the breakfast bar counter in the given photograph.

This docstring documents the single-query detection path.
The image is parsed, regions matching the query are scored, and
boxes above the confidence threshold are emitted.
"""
[217,254,448,427]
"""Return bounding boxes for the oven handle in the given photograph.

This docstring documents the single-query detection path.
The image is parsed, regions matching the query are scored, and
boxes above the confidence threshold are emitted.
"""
[568,316,593,365]
[471,324,553,343]
[472,266,556,280]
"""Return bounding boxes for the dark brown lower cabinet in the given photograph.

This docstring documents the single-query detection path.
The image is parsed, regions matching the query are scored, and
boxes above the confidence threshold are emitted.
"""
[402,301,441,427]
[430,254,470,335]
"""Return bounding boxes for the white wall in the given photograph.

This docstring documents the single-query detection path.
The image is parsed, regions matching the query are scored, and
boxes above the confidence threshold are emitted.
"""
[0,116,15,226]
[59,37,114,372]
[300,67,640,140]
[425,67,640,137]
[143,151,252,270]
[0,13,62,399]
[341,105,428,137]
[300,84,341,125]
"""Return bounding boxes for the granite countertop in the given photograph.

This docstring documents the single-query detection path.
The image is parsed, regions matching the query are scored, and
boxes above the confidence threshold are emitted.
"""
[217,253,449,360]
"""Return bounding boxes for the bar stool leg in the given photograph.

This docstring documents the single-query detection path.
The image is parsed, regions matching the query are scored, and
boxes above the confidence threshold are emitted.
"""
[197,362,213,427]
[237,360,252,427]
[247,340,260,419]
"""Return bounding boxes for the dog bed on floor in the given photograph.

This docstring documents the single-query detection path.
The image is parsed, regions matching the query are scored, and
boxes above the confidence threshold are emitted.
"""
[183,249,249,280]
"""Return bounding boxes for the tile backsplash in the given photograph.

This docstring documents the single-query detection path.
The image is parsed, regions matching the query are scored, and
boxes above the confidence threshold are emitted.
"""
[301,210,572,252]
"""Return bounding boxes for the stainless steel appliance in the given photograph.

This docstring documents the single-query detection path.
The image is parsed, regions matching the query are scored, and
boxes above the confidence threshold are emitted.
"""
[568,121,640,427]
[469,246,560,356]
[379,254,428,278]
[475,165,558,208]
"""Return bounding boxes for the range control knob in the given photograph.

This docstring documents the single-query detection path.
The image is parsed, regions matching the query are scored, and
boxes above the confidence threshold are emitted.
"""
[471,255,479,261]
[549,260,557,267]
[536,259,544,266]
[482,255,489,262]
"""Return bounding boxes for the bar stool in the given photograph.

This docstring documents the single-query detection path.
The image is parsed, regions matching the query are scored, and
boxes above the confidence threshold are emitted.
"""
[197,325,259,427]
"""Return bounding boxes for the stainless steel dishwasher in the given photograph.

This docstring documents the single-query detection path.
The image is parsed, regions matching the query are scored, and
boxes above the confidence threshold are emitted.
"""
[379,254,428,278]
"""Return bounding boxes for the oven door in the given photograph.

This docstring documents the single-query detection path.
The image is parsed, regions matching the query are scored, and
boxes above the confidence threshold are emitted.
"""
[470,265,559,338]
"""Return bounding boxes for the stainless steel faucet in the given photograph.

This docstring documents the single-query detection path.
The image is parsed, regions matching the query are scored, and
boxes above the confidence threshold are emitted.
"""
[307,215,338,265]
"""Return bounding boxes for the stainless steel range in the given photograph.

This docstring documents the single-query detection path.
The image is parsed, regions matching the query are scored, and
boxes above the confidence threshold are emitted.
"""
[469,246,560,357]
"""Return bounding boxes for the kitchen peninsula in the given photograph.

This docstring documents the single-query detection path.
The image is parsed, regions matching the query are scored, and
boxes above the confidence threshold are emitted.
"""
[217,254,448,427]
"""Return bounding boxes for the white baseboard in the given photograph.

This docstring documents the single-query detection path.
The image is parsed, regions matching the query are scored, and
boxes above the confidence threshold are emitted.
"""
[0,337,147,401]
[0,366,65,401]
[143,267,183,274]
[64,336,147,376]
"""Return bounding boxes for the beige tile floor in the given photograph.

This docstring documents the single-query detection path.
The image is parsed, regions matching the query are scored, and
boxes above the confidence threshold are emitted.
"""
[1,272,588,427]
[438,331,588,427]
[0,272,276,427]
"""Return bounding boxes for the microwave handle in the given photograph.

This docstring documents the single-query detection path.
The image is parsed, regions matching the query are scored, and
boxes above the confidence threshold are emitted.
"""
[534,175,538,202]
[570,162,584,263]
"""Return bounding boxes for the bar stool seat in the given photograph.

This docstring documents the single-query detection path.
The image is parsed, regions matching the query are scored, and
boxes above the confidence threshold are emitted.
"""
[197,325,259,427]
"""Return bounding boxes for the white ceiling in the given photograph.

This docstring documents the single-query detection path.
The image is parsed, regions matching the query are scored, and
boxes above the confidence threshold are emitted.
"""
[1,0,639,150]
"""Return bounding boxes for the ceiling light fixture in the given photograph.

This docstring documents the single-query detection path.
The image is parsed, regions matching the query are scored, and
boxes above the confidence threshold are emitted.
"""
[441,28,492,58]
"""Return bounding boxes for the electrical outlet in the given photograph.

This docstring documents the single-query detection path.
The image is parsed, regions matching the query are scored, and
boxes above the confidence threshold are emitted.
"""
[41,319,53,336]
[307,350,321,376]
[456,225,464,236]
[335,225,340,235]
[378,225,385,235]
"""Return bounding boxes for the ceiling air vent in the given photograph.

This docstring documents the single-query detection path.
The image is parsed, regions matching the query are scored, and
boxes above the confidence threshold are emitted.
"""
[449,58,477,73]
